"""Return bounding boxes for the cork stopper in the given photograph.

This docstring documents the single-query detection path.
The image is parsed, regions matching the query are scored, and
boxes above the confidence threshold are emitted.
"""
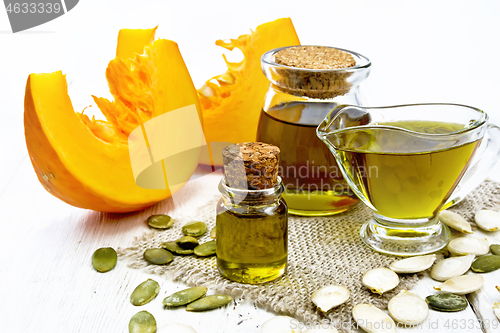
[222,142,280,190]
[270,45,357,99]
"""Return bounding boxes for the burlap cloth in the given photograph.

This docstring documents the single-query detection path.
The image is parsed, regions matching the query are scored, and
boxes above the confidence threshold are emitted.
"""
[118,180,500,332]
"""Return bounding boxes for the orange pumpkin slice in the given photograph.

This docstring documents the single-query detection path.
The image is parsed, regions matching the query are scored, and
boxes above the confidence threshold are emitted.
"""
[24,30,202,212]
[198,17,300,166]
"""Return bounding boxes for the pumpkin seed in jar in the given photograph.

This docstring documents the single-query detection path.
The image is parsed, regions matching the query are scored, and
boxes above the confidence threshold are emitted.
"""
[144,248,174,265]
[182,221,207,237]
[471,255,500,273]
[186,295,232,311]
[130,279,160,306]
[176,236,199,249]
[161,241,194,255]
[210,227,216,239]
[425,293,468,312]
[129,311,156,333]
[490,244,500,255]
[92,247,117,273]
[147,214,174,229]
[162,287,207,307]
[194,241,216,257]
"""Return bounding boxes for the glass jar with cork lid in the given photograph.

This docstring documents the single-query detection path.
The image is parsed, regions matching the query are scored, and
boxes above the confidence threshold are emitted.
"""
[216,142,287,284]
[257,45,371,216]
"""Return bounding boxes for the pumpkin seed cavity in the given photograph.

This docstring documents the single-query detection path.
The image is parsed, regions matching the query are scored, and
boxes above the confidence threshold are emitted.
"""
[447,237,489,256]
[439,210,472,233]
[475,209,500,231]
[194,241,216,257]
[389,254,436,274]
[92,247,117,273]
[352,304,396,333]
[471,255,500,273]
[144,248,174,265]
[430,254,474,281]
[161,241,194,255]
[129,311,156,333]
[186,295,232,311]
[147,214,174,229]
[177,236,199,249]
[425,293,468,312]
[362,267,399,295]
[388,290,428,325]
[434,274,484,295]
[490,244,500,255]
[182,221,207,237]
[130,279,160,306]
[163,287,207,307]
[311,285,350,313]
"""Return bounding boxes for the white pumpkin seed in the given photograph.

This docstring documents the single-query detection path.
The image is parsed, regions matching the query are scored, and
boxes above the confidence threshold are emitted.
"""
[157,323,197,333]
[493,303,500,321]
[352,304,396,333]
[435,274,484,295]
[362,267,399,295]
[388,290,428,324]
[447,237,489,256]
[311,285,350,312]
[303,327,338,333]
[389,254,436,273]
[260,316,302,333]
[439,210,472,233]
[475,210,500,231]
[430,254,474,281]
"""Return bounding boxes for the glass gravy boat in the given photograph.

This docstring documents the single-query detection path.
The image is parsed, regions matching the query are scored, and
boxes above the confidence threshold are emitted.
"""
[317,103,500,256]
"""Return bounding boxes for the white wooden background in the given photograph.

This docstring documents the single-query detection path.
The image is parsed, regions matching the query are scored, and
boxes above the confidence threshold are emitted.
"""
[1,1,500,332]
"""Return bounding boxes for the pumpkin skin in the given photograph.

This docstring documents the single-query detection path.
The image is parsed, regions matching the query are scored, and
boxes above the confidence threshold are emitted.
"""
[198,17,300,166]
[24,34,202,212]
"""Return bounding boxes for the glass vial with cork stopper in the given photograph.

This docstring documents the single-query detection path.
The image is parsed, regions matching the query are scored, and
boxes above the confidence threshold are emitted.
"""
[216,142,288,284]
[257,45,371,216]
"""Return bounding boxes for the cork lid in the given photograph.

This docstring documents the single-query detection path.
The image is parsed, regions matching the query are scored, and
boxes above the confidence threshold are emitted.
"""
[222,142,280,190]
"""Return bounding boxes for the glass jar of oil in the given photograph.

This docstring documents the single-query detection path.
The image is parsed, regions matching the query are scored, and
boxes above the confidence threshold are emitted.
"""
[257,45,371,216]
[216,176,287,284]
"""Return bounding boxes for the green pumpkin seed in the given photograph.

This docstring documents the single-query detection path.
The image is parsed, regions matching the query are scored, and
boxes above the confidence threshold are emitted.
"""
[130,279,160,306]
[162,286,208,306]
[425,293,468,312]
[161,241,194,255]
[129,311,156,333]
[186,295,232,312]
[471,255,500,273]
[490,244,500,255]
[147,214,174,229]
[194,240,216,257]
[144,248,174,265]
[92,247,117,273]
[210,227,216,239]
[182,221,207,237]
[176,236,199,249]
